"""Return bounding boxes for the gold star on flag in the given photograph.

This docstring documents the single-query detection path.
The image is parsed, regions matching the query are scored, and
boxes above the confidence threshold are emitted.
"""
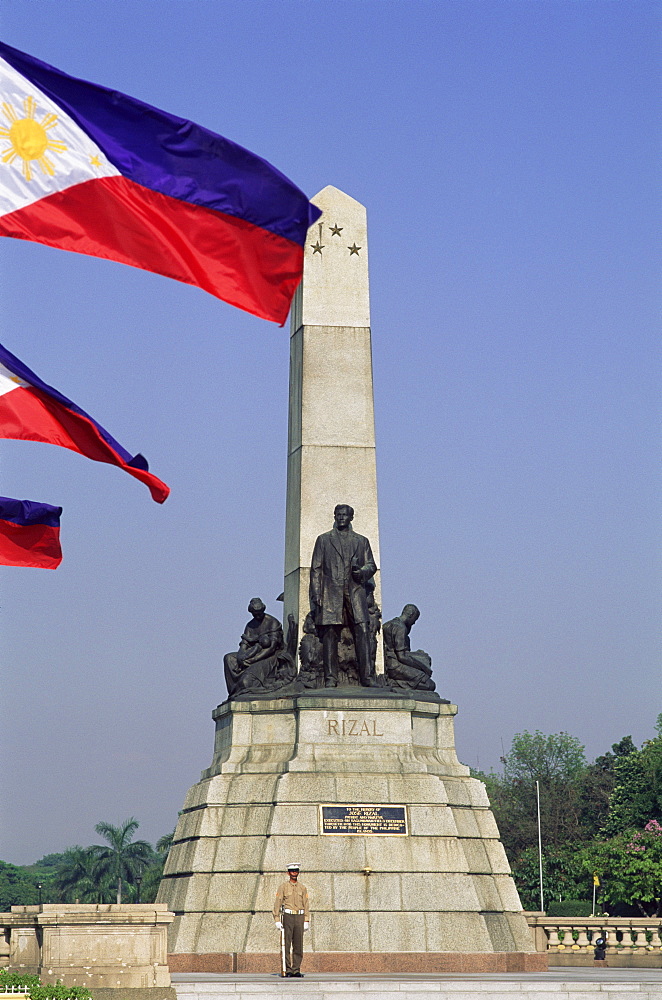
[90,154,102,168]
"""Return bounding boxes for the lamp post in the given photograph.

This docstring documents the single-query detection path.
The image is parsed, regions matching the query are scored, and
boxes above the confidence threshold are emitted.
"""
[37,881,43,906]
[535,779,544,913]
[135,872,143,904]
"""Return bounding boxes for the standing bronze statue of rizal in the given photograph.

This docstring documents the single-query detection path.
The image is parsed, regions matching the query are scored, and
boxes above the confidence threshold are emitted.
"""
[309,504,378,688]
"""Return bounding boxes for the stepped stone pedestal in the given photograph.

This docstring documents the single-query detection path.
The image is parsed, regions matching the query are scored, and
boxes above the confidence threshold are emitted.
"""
[158,694,544,973]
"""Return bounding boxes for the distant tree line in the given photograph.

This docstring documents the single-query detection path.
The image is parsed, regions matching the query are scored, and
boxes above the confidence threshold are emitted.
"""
[0,818,174,912]
[473,714,662,915]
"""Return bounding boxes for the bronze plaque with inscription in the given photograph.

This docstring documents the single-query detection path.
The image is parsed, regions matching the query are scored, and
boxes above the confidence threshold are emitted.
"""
[320,804,408,836]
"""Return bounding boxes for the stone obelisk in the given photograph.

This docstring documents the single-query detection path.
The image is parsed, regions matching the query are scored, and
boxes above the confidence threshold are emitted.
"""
[157,186,543,975]
[283,186,382,667]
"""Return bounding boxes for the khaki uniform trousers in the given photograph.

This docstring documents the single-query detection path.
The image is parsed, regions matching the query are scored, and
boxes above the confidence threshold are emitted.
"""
[283,911,304,974]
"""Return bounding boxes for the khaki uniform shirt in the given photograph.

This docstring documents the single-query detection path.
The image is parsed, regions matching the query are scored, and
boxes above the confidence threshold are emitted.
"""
[273,880,310,920]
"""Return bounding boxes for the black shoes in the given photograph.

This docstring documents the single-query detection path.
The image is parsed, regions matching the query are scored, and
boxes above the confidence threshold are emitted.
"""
[285,971,304,978]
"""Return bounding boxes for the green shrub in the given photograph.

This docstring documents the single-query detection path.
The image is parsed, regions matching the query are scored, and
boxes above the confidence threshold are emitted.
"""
[0,971,92,1000]
[29,985,92,1000]
[0,972,41,990]
[546,900,593,917]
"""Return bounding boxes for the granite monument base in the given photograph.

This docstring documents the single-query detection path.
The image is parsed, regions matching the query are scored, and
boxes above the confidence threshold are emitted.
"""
[157,695,541,973]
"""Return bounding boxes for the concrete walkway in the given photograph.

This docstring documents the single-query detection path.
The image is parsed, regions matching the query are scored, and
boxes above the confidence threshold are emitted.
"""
[173,967,662,999]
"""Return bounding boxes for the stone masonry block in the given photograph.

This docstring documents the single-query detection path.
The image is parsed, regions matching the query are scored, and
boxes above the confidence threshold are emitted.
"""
[483,912,516,951]
[331,874,369,912]
[174,838,217,873]
[220,805,271,836]
[174,810,205,840]
[474,808,501,839]
[274,772,338,802]
[424,911,493,952]
[244,911,281,953]
[166,913,199,954]
[408,804,458,836]
[181,874,212,912]
[401,873,481,912]
[332,774,391,802]
[484,839,513,875]
[451,808,480,838]
[365,836,467,874]
[157,875,187,911]
[263,834,366,872]
[223,774,281,804]
[369,911,426,952]
[494,874,524,912]
[462,839,491,874]
[212,836,267,872]
[311,911,370,952]
[386,774,449,805]
[471,874,505,911]
[269,804,319,836]
[505,911,536,951]
[204,873,262,912]
[194,912,251,953]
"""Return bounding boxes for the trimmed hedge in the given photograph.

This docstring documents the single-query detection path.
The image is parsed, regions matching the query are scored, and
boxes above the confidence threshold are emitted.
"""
[546,899,593,917]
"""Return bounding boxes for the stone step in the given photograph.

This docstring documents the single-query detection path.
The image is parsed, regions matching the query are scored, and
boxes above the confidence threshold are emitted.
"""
[173,971,662,1000]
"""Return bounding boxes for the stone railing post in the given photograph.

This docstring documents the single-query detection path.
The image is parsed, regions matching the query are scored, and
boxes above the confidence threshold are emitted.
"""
[545,925,561,950]
[574,925,590,950]
[619,924,635,952]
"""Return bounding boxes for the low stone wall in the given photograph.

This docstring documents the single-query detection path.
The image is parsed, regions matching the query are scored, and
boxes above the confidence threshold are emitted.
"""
[2,904,175,991]
[526,914,662,966]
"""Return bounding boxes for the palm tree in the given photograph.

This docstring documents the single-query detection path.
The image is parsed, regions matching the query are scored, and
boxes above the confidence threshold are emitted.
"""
[156,831,174,856]
[55,846,111,903]
[92,818,154,904]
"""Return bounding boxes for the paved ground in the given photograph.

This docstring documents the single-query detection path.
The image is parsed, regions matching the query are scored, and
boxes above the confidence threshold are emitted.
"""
[173,968,662,982]
[172,967,662,998]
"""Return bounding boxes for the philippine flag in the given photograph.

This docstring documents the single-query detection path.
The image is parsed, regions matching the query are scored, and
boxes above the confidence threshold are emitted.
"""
[0,340,169,503]
[0,496,62,569]
[0,42,321,324]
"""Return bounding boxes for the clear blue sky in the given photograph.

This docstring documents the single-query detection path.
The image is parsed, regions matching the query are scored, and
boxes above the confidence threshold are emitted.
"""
[0,1,659,864]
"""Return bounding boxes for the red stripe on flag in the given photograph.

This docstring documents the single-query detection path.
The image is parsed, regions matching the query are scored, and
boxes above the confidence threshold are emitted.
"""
[0,176,304,324]
[0,518,62,568]
[0,386,169,503]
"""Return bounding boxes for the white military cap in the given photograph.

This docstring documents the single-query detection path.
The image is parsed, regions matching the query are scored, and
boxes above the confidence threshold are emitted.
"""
[286,863,300,870]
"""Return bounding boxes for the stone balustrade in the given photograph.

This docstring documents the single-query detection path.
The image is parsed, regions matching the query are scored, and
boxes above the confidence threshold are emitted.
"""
[525,914,662,965]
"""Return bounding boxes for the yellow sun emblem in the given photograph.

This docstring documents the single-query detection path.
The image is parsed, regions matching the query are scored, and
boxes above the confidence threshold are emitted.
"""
[0,95,67,181]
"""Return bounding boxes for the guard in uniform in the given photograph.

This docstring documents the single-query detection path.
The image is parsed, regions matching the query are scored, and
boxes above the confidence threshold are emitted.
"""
[273,863,309,977]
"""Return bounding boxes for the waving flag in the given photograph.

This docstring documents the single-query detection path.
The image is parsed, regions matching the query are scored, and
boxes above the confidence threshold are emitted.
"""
[0,496,62,568]
[0,42,321,324]
[0,340,169,503]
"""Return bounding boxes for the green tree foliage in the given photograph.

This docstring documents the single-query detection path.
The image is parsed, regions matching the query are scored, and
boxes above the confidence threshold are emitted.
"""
[0,860,41,910]
[581,820,662,916]
[91,818,154,904]
[602,733,662,836]
[475,730,589,861]
[475,721,662,916]
[54,847,112,904]
[510,844,589,911]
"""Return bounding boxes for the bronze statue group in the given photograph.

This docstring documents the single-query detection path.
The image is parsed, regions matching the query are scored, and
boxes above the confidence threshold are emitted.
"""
[224,504,435,700]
